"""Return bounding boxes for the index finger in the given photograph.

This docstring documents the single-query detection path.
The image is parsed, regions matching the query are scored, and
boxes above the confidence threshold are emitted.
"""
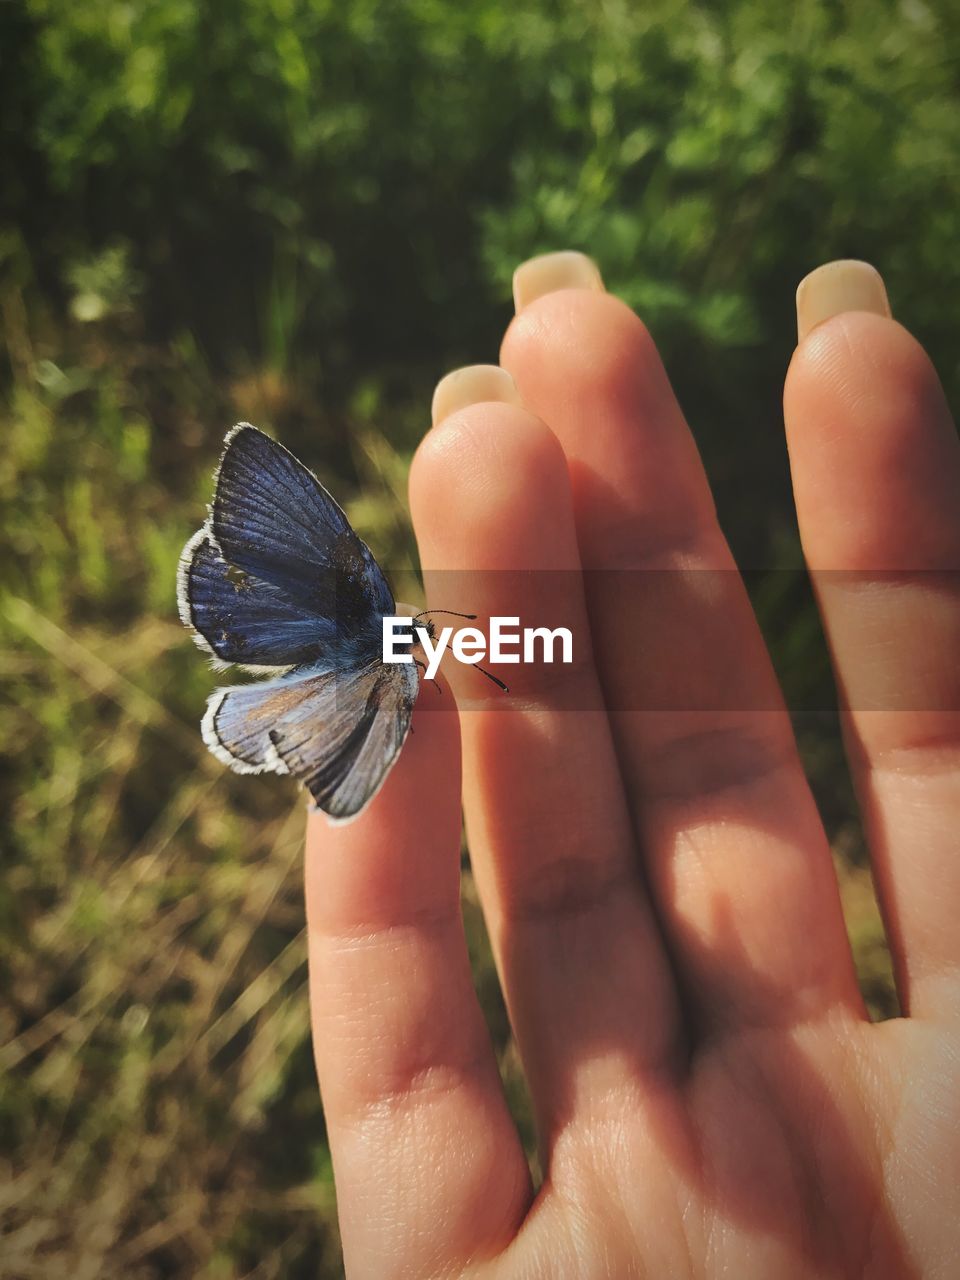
[305,694,530,1275]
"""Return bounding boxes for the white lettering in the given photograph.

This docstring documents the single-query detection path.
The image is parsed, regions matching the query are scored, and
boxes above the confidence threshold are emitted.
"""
[381,615,576,679]
[489,616,520,663]
[382,616,413,663]
[418,625,452,681]
[523,626,573,664]
[451,626,486,664]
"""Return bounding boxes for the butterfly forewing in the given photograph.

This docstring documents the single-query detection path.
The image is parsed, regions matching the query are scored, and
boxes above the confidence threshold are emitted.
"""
[212,425,394,628]
[179,530,341,669]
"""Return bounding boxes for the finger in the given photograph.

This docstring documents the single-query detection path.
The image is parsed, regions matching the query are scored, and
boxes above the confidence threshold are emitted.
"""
[410,371,681,1147]
[785,261,960,1017]
[305,695,530,1276]
[501,255,863,1034]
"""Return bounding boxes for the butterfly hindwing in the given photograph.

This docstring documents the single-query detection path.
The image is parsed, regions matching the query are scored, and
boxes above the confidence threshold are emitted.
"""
[201,672,298,773]
[204,661,419,819]
[270,662,419,819]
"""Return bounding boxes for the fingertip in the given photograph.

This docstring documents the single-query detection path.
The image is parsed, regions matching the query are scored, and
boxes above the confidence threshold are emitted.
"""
[501,287,658,394]
[785,310,949,438]
[409,408,493,542]
[783,310,958,570]
[410,401,570,562]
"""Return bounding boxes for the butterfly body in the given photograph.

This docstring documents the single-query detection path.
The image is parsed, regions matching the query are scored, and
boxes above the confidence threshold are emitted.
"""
[178,425,420,822]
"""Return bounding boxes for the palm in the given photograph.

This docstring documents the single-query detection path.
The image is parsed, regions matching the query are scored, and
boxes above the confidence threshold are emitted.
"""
[303,258,960,1278]
[508,1019,958,1279]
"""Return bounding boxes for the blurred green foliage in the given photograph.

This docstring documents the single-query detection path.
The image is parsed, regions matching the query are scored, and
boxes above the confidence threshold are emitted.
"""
[2,0,957,1274]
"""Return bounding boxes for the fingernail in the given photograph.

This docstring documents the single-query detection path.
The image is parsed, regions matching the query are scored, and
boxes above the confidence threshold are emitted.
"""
[431,364,523,425]
[512,250,605,313]
[796,260,891,342]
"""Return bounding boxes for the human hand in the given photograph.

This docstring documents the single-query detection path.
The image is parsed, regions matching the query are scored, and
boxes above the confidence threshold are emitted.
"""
[304,255,960,1278]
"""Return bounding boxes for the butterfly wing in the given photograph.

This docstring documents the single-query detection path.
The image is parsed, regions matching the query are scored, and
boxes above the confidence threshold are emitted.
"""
[178,424,393,670]
[178,529,344,670]
[203,660,420,820]
[271,662,420,820]
[212,424,394,623]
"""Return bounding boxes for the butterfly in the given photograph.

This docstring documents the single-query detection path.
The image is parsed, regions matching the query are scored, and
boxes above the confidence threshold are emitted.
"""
[178,424,429,822]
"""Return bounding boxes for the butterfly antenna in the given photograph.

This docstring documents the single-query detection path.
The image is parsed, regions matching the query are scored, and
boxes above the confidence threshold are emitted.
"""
[411,611,507,691]
[475,664,509,693]
[414,608,478,621]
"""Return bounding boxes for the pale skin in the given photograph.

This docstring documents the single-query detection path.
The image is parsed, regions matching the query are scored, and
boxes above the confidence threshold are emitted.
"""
[304,257,960,1278]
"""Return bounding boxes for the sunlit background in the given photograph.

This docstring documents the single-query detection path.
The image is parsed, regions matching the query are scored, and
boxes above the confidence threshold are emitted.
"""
[2,1,959,1275]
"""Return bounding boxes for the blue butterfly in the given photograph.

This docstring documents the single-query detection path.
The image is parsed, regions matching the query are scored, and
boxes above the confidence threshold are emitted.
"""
[177,424,422,822]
